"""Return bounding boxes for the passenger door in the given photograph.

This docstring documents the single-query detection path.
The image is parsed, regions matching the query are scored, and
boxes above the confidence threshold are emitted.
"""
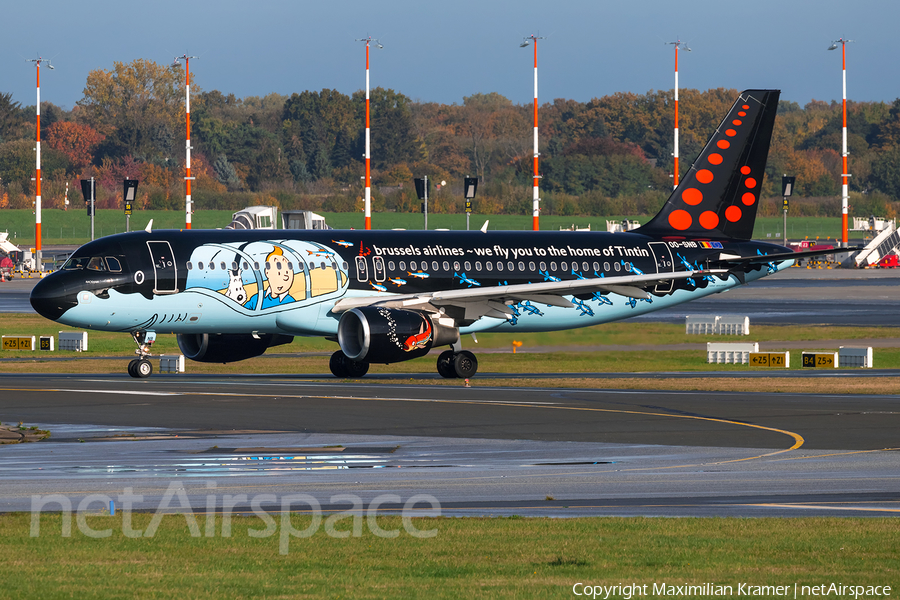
[147,241,178,294]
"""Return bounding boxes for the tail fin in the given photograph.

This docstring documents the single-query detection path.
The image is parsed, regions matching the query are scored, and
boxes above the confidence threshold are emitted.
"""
[637,89,780,240]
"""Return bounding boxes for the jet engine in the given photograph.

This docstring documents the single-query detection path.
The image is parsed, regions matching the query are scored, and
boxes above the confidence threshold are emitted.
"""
[176,333,294,363]
[337,306,458,364]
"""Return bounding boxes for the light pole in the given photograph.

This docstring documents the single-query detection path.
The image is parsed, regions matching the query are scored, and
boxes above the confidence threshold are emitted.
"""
[521,34,545,231]
[173,55,197,230]
[668,39,690,190]
[828,38,853,248]
[356,36,382,230]
[28,56,53,271]
[782,175,795,243]
[464,177,478,231]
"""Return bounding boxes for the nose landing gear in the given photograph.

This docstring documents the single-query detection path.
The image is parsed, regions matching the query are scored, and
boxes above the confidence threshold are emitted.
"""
[128,331,156,378]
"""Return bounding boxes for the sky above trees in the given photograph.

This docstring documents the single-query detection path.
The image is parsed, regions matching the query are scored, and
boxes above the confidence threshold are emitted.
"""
[1,0,897,111]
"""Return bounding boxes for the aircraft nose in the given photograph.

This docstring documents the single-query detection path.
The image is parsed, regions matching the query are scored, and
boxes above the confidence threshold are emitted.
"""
[30,275,78,321]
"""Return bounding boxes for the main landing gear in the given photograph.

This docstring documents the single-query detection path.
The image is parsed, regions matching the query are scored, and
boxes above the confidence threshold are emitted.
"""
[128,331,156,379]
[436,349,478,379]
[329,351,370,378]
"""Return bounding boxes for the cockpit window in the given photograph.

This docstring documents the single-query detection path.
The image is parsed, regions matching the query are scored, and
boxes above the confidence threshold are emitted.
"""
[87,257,105,271]
[62,256,89,270]
[106,257,122,272]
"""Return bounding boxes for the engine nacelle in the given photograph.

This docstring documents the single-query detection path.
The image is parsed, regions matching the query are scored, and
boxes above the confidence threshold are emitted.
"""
[176,333,294,363]
[337,307,458,364]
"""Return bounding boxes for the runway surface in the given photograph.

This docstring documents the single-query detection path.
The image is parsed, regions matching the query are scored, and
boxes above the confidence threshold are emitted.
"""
[2,374,899,517]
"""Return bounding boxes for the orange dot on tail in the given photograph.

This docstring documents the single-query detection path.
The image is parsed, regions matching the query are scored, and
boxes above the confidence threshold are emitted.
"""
[742,192,756,206]
[732,119,742,126]
[725,129,736,137]
[696,169,714,184]
[745,177,757,188]
[738,111,746,117]
[726,206,742,222]
[668,209,692,230]
[682,188,702,205]
[742,105,750,109]
[708,153,723,165]
[740,166,751,175]
[717,140,730,149]
[699,211,719,230]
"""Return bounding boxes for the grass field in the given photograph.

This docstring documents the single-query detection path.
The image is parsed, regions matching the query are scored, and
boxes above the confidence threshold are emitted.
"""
[1,514,897,599]
[2,316,898,392]
[0,209,867,247]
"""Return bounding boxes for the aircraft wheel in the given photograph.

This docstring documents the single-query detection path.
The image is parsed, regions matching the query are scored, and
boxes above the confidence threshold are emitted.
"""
[127,359,139,378]
[329,351,348,378]
[436,350,457,378]
[135,359,153,379]
[345,359,369,378]
[452,351,478,379]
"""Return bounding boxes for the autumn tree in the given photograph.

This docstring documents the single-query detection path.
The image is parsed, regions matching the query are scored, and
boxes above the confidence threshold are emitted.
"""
[45,121,104,171]
[77,59,185,162]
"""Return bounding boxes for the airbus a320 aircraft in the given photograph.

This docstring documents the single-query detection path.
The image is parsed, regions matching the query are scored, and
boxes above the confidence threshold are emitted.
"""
[31,89,816,379]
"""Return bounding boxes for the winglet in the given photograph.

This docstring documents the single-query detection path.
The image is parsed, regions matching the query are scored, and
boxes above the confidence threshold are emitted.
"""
[480,220,490,233]
[144,219,153,233]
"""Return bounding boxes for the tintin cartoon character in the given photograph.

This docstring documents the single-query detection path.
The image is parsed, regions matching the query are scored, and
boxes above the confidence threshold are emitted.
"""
[245,246,296,309]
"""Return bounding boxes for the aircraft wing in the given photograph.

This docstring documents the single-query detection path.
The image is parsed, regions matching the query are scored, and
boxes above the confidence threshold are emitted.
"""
[711,247,861,267]
[331,269,726,323]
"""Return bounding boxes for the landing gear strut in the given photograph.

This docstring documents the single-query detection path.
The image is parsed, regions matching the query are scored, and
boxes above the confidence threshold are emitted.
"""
[128,331,156,379]
[329,351,370,378]
[436,349,478,379]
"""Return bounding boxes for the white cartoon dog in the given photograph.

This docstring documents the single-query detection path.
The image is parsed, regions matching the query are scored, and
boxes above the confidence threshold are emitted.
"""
[224,269,247,304]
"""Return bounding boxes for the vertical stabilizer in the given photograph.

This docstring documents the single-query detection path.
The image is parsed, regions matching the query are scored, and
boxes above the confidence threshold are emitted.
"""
[637,89,780,240]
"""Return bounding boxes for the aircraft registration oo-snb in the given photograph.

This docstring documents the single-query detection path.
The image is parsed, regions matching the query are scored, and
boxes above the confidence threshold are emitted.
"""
[31,89,819,379]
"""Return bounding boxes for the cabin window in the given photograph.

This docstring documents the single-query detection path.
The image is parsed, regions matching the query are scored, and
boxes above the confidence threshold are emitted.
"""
[432,261,439,271]
[603,262,610,272]
[485,261,493,271]
[242,261,250,270]
[87,257,105,271]
[582,261,589,272]
[518,261,525,271]
[464,261,471,271]
[388,261,395,271]
[197,262,205,270]
[254,262,260,270]
[186,261,193,271]
[496,262,503,272]
[211,262,217,271]
[220,262,227,271]
[561,262,568,272]
[593,262,600,272]
[409,261,417,271]
[474,261,482,271]
[231,262,238,271]
[529,261,535,271]
[625,262,632,272]
[106,257,122,272]
[614,262,621,272]
[297,262,305,272]
[540,261,546,271]
[265,262,271,270]
[342,262,349,271]
[442,261,450,271]
[550,261,557,271]
[399,261,406,271]
[321,262,329,271]
[453,261,460,271]
[286,261,293,270]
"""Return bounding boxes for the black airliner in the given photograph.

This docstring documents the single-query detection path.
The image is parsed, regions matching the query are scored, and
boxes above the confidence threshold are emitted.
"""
[31,89,818,379]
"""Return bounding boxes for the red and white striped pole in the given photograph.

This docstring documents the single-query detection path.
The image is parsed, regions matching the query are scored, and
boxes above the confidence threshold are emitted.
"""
[174,55,197,229]
[29,57,52,271]
[829,39,852,248]
[523,35,545,231]
[669,39,690,190]
[357,37,381,230]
